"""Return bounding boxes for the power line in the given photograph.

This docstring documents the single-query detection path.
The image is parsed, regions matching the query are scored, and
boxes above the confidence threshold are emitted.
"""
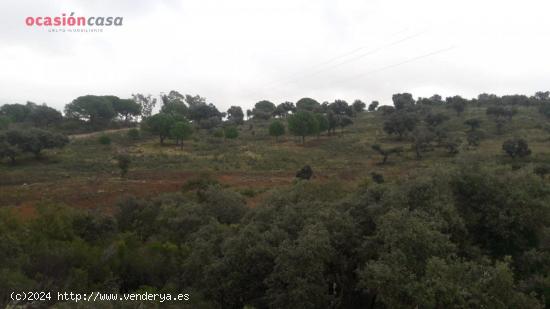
[260,28,410,88]
[260,29,428,91]
[309,45,456,93]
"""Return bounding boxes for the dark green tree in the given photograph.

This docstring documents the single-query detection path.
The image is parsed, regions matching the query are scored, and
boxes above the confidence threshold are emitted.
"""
[383,112,418,139]
[446,95,468,116]
[352,100,366,114]
[252,100,276,120]
[64,95,117,129]
[392,93,415,110]
[112,98,141,121]
[464,118,481,131]
[224,126,239,140]
[268,120,285,141]
[170,120,193,150]
[502,138,531,158]
[314,114,329,137]
[287,111,319,144]
[0,103,31,122]
[368,101,379,112]
[160,90,188,117]
[116,154,131,177]
[371,144,403,164]
[143,113,176,144]
[226,106,244,125]
[296,98,321,112]
[273,102,295,118]
[27,104,63,127]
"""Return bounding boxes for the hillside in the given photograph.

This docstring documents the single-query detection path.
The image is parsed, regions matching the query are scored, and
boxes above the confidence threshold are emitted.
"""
[1,97,550,308]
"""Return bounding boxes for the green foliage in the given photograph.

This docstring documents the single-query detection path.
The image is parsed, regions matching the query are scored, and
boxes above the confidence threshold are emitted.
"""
[268,120,285,141]
[182,173,220,193]
[464,118,481,131]
[314,113,328,135]
[371,144,403,164]
[273,102,295,118]
[116,154,131,177]
[425,112,449,127]
[392,93,415,110]
[0,115,11,130]
[252,100,276,120]
[0,102,62,128]
[227,106,244,125]
[534,164,550,179]
[170,120,193,149]
[27,103,63,127]
[296,97,321,112]
[539,103,550,118]
[0,103,31,122]
[143,113,176,144]
[502,138,531,158]
[65,95,117,129]
[352,100,366,113]
[224,126,239,140]
[383,112,418,139]
[287,111,319,143]
[467,130,484,147]
[0,128,69,161]
[160,90,187,117]
[446,95,468,116]
[98,134,111,145]
[126,128,140,140]
[368,101,379,111]
[486,106,517,134]
[112,98,141,121]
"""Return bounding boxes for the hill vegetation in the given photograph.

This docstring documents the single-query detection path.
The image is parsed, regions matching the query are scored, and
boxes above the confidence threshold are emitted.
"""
[1,91,550,308]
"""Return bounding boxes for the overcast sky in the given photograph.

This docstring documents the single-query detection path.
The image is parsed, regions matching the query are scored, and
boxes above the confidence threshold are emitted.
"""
[1,0,550,112]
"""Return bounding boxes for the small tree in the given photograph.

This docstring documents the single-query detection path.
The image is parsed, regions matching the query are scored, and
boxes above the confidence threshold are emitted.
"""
[170,121,193,150]
[0,140,19,164]
[288,111,319,144]
[371,144,403,164]
[314,114,328,138]
[98,135,111,145]
[18,129,69,158]
[467,130,484,147]
[446,95,468,116]
[227,106,244,125]
[464,118,481,131]
[0,116,10,130]
[224,126,239,140]
[534,165,550,179]
[502,138,531,158]
[368,101,379,112]
[269,120,285,142]
[411,128,435,159]
[486,106,517,134]
[142,113,175,145]
[352,100,366,114]
[339,116,353,135]
[126,128,140,140]
[116,154,131,178]
[425,113,449,128]
[383,112,418,139]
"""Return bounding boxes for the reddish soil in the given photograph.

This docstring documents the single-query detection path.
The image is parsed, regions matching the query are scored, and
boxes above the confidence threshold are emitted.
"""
[1,170,295,218]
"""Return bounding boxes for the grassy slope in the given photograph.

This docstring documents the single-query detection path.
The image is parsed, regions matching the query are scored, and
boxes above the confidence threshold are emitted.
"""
[1,105,549,214]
